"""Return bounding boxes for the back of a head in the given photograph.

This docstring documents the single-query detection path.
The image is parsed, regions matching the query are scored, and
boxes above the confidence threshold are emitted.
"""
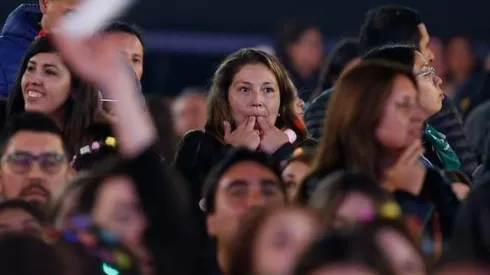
[316,38,360,94]
[359,5,422,54]
[0,233,63,275]
[0,111,66,155]
[363,44,417,68]
[294,229,393,275]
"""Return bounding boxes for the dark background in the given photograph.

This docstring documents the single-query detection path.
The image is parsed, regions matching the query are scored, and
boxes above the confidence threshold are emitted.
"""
[1,0,489,96]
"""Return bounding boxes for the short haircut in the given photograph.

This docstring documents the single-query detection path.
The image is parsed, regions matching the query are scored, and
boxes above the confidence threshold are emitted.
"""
[363,44,418,68]
[0,112,68,155]
[0,199,47,225]
[201,148,287,214]
[359,5,423,54]
[103,21,144,47]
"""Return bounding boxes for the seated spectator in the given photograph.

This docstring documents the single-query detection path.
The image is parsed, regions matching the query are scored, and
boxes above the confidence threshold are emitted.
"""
[281,148,315,200]
[0,199,46,236]
[172,87,208,138]
[0,112,71,211]
[6,35,101,156]
[174,48,310,207]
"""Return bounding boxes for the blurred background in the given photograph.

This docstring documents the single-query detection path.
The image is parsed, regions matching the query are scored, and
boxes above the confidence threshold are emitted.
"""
[1,0,489,98]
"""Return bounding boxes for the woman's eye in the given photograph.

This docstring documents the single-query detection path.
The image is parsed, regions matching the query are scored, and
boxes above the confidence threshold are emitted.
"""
[239,87,250,93]
[264,87,274,93]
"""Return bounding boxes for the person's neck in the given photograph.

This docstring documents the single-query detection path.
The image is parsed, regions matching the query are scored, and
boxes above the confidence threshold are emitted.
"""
[48,110,65,131]
[292,61,314,80]
[217,244,229,274]
[378,150,403,180]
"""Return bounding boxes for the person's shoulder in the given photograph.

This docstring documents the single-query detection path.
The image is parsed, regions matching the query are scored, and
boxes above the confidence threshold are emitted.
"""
[305,87,334,112]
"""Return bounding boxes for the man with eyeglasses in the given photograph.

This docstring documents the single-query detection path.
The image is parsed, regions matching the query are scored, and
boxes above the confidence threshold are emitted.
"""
[0,112,71,210]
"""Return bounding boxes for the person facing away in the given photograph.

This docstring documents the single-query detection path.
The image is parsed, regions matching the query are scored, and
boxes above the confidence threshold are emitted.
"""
[304,5,479,178]
[0,0,81,98]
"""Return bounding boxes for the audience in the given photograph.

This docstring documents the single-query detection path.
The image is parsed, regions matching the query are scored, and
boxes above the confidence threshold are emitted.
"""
[0,3,487,275]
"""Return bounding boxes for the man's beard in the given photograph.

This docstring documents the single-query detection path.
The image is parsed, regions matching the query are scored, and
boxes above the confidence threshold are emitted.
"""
[19,182,52,210]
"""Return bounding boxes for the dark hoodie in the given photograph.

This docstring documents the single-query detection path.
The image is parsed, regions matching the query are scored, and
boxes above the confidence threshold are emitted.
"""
[0,4,42,98]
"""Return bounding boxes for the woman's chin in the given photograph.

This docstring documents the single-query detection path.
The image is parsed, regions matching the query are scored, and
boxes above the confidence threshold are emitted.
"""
[24,103,47,114]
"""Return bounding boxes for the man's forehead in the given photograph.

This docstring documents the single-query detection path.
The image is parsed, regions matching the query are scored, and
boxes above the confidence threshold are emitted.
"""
[218,161,280,187]
[5,131,65,154]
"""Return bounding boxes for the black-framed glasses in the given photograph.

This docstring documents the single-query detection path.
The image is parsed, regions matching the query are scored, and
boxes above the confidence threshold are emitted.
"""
[3,151,67,174]
[415,66,442,86]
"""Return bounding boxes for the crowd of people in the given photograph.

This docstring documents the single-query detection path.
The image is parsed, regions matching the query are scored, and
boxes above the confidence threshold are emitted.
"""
[0,1,489,275]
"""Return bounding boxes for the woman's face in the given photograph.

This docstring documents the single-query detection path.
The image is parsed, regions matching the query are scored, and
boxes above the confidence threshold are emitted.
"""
[92,175,152,273]
[333,192,376,228]
[413,51,444,118]
[253,209,319,275]
[228,63,281,128]
[282,161,310,200]
[21,53,72,115]
[375,75,419,150]
[376,228,426,275]
[289,28,324,71]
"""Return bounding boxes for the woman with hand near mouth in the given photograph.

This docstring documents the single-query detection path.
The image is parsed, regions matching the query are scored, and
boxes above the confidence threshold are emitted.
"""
[6,35,101,156]
[173,48,312,207]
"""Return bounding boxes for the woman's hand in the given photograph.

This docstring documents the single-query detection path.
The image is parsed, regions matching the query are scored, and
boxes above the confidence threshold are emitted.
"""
[257,116,289,154]
[223,117,261,151]
[383,140,426,195]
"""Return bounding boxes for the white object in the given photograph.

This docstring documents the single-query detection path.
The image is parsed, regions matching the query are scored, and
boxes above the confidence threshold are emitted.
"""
[58,0,136,38]
[283,129,297,144]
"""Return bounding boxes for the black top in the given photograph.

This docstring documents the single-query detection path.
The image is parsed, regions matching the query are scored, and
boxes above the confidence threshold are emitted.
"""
[173,130,310,205]
[125,144,202,275]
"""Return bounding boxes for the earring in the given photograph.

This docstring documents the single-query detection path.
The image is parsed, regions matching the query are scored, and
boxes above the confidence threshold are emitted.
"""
[277,114,281,117]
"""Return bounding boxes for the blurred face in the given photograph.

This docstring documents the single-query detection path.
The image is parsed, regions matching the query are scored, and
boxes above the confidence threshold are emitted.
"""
[40,0,82,29]
[447,37,475,81]
[228,63,281,129]
[309,264,377,275]
[413,51,444,117]
[207,161,286,246]
[105,32,144,80]
[172,94,208,136]
[21,53,72,116]
[54,184,84,228]
[429,38,446,77]
[253,209,320,275]
[0,131,69,208]
[376,228,425,275]
[375,75,418,150]
[417,24,434,63]
[282,161,310,200]
[333,192,376,228]
[92,175,152,273]
[0,208,42,236]
[289,28,324,72]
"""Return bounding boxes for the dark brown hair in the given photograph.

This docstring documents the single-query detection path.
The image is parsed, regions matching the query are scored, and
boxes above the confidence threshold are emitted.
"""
[308,171,392,230]
[205,48,307,145]
[312,61,417,180]
[6,35,101,156]
[228,206,320,275]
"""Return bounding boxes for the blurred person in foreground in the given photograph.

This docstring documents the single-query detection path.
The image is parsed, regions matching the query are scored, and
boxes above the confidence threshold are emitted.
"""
[172,87,208,138]
[50,23,202,274]
[147,95,180,160]
[0,112,71,211]
[200,148,288,274]
[305,5,479,178]
[0,199,46,236]
[0,0,82,98]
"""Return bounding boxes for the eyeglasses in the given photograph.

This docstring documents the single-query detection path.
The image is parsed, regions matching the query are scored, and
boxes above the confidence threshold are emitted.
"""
[415,66,442,86]
[3,152,67,174]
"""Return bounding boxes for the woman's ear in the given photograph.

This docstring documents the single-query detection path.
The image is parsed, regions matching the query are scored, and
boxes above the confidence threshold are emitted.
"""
[39,0,48,14]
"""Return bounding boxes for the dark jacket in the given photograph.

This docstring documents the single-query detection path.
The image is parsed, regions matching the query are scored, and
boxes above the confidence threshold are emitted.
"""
[464,100,490,164]
[305,89,480,177]
[453,72,486,119]
[172,130,313,204]
[0,4,41,98]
